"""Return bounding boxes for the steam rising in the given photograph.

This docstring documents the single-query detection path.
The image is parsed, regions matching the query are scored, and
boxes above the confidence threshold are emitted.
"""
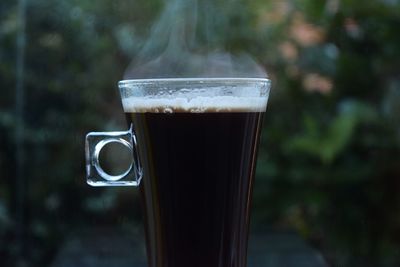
[124,0,267,79]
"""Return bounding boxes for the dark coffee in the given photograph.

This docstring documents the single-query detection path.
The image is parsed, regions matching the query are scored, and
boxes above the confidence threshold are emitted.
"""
[126,109,264,267]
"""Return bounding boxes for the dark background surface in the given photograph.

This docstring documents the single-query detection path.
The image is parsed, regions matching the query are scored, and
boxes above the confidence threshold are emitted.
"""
[1,0,400,266]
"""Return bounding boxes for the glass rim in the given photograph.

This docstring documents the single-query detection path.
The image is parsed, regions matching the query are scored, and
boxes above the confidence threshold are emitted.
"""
[118,77,271,87]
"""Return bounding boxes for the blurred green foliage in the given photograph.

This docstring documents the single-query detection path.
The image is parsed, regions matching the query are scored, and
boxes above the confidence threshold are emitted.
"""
[1,0,400,266]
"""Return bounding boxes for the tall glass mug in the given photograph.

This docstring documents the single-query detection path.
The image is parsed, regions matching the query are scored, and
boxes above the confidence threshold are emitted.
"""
[85,78,271,267]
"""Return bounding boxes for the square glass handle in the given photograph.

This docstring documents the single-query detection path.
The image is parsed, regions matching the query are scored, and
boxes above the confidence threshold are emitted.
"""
[85,125,142,186]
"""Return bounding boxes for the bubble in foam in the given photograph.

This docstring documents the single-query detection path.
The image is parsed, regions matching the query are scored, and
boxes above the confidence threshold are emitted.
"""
[164,107,173,113]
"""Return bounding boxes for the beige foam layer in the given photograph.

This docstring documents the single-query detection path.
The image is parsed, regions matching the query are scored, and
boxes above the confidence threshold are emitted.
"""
[122,96,268,113]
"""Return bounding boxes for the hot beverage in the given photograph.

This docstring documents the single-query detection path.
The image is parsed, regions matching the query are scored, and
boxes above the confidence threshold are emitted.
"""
[86,79,270,267]
[123,96,265,267]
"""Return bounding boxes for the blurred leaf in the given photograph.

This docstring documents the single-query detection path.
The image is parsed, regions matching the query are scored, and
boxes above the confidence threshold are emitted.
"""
[286,100,378,164]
